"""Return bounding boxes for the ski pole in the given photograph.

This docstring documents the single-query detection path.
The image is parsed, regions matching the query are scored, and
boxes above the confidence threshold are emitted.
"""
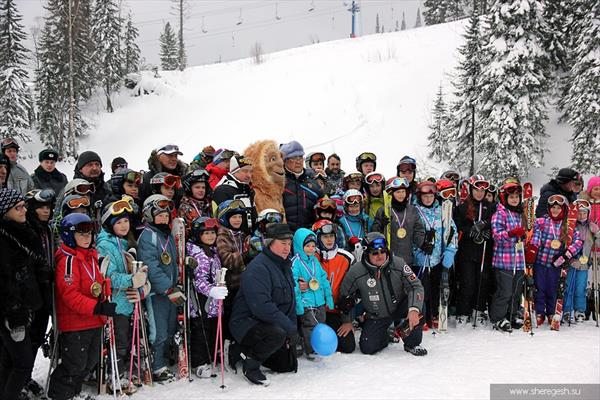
[472,240,487,328]
[129,301,139,388]
[212,268,227,389]
[593,248,599,327]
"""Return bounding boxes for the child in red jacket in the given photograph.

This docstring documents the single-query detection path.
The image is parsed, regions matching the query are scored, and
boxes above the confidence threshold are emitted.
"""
[48,213,117,400]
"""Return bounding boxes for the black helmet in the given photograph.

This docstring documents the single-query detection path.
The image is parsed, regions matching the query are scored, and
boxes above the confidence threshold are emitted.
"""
[189,216,219,245]
[182,169,210,196]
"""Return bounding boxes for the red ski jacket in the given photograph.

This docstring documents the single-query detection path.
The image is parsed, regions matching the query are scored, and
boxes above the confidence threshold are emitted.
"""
[54,244,106,332]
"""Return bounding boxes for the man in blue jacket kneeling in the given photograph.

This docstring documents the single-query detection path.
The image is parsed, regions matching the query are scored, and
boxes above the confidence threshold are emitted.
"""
[229,223,298,386]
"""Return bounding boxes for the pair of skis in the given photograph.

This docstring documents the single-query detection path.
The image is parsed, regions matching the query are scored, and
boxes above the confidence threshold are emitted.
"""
[521,183,535,334]
[437,199,455,333]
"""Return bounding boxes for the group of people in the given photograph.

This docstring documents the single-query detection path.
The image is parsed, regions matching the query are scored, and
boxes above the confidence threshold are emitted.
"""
[0,136,599,400]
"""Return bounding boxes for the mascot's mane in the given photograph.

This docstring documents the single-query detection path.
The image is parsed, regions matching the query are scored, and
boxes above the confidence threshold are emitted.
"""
[244,140,285,216]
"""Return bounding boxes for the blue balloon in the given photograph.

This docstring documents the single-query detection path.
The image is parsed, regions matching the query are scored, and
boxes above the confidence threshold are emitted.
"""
[310,323,338,356]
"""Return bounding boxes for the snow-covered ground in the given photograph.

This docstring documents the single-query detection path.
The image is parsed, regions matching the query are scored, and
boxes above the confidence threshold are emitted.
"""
[32,320,599,400]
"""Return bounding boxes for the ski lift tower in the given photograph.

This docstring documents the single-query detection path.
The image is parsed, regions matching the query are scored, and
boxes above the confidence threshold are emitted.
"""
[348,1,360,38]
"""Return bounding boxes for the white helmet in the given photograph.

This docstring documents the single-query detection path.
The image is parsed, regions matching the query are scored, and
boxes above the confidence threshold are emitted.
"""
[142,194,174,223]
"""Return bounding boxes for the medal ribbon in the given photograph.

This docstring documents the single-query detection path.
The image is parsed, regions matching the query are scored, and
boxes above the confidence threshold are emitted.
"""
[415,206,434,231]
[80,258,97,282]
[342,216,363,239]
[391,208,407,230]
[549,220,561,241]
[298,257,316,280]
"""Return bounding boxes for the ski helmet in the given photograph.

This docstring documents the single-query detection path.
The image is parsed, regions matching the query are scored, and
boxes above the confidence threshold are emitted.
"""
[305,152,326,169]
[257,208,283,226]
[343,189,364,210]
[190,216,219,245]
[110,168,141,196]
[396,156,416,176]
[60,213,95,248]
[385,177,410,194]
[314,197,338,220]
[498,179,522,206]
[1,137,19,152]
[356,152,377,172]
[217,199,246,228]
[362,232,389,259]
[436,179,456,200]
[182,169,210,196]
[101,199,134,233]
[142,194,174,223]
[61,194,91,217]
[343,172,364,191]
[312,219,338,251]
[467,175,490,192]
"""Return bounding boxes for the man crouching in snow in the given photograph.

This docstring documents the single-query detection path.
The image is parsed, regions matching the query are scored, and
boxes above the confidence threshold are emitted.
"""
[338,232,428,356]
[229,223,298,386]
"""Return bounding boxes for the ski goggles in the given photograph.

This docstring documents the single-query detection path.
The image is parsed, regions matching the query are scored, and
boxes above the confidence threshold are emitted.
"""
[439,187,457,199]
[365,172,385,185]
[386,177,410,192]
[357,152,377,162]
[318,223,336,235]
[101,199,134,224]
[471,180,490,190]
[316,198,337,210]
[71,183,95,195]
[442,171,460,181]
[368,237,387,252]
[65,196,91,209]
[151,199,175,212]
[548,194,568,206]
[501,183,522,195]
[397,157,417,170]
[189,169,210,180]
[26,188,56,203]
[418,182,437,194]
[346,173,363,182]
[574,199,591,212]
[487,184,497,193]
[123,171,142,185]
[1,137,19,149]
[150,174,181,188]
[156,144,182,156]
[192,217,219,231]
[344,195,363,205]
[261,212,283,224]
[73,221,95,234]
[228,199,247,211]
[309,153,326,162]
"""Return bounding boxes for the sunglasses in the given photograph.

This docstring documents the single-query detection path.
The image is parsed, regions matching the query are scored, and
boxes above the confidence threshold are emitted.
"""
[358,152,376,161]
[124,171,142,185]
[66,196,91,209]
[365,173,385,185]
[548,194,567,206]
[439,187,457,199]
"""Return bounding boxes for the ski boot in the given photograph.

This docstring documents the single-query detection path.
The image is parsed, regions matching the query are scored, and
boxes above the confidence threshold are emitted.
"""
[472,309,488,326]
[536,314,545,327]
[404,345,428,356]
[575,311,586,323]
[152,367,175,383]
[493,319,513,333]
[455,315,470,327]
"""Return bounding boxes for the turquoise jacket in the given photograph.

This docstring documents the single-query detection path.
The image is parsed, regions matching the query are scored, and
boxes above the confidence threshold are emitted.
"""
[291,228,334,315]
[96,229,134,316]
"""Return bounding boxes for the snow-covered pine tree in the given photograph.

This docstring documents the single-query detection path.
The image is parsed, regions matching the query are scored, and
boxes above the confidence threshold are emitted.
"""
[35,0,89,158]
[159,22,178,71]
[415,8,422,28]
[376,13,380,33]
[381,24,385,33]
[123,12,141,74]
[0,0,33,142]
[92,0,123,113]
[448,5,484,175]
[172,0,188,71]
[395,20,399,31]
[424,0,446,25]
[401,12,406,30]
[428,84,452,162]
[561,1,599,174]
[477,0,550,180]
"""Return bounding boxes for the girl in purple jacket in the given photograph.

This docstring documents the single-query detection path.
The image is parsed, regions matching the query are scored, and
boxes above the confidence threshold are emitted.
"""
[186,216,228,379]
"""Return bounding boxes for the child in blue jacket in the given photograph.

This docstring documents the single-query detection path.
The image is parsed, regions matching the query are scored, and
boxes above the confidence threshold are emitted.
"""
[292,228,334,359]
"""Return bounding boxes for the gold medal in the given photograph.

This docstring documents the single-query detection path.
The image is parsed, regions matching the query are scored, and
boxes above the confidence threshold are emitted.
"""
[161,251,172,265]
[309,278,320,291]
[579,256,589,264]
[397,228,407,239]
[90,282,102,298]
[550,240,561,250]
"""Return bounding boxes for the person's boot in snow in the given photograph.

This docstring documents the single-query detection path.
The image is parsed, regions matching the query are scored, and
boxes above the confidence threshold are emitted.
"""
[404,345,428,356]
[242,357,269,386]
[195,364,214,379]
[493,319,513,333]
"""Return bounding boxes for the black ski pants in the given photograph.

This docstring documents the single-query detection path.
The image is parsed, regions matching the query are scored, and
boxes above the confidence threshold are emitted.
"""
[414,263,443,322]
[325,312,356,354]
[490,269,524,323]
[240,322,287,363]
[456,249,493,316]
[190,315,217,368]
[112,314,131,375]
[48,328,101,400]
[0,322,35,400]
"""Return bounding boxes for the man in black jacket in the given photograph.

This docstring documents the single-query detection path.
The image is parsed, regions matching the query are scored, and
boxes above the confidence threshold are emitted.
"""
[280,141,322,232]
[535,168,579,217]
[72,151,111,207]
[32,149,68,194]
[229,223,297,386]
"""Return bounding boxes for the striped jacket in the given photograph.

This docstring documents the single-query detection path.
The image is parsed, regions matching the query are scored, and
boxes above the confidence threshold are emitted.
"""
[491,203,525,271]
[530,216,583,267]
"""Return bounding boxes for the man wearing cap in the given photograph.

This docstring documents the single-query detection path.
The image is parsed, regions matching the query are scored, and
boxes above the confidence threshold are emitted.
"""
[1,137,34,194]
[280,141,322,232]
[338,232,427,356]
[32,149,68,194]
[229,223,298,386]
[72,150,111,206]
[213,154,256,229]
[536,168,579,217]
[141,144,188,202]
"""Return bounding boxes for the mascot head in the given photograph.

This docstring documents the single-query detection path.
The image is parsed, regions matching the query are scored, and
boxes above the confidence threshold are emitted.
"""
[244,140,285,188]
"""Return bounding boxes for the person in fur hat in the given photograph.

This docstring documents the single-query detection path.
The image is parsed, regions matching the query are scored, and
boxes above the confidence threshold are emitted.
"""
[140,144,188,204]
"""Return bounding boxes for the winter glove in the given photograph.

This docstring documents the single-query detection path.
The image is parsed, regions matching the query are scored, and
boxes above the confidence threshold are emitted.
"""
[131,266,148,289]
[126,287,141,303]
[525,244,538,265]
[470,221,486,238]
[209,286,228,300]
[424,229,435,243]
[93,301,117,317]
[552,250,573,268]
[348,236,361,247]
[167,287,187,306]
[508,227,526,238]
[4,319,26,342]
[421,241,434,255]
[442,250,455,269]
[381,215,390,228]
[185,256,198,269]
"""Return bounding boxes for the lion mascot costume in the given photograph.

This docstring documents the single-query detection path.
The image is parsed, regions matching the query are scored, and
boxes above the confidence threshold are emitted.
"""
[243,140,286,216]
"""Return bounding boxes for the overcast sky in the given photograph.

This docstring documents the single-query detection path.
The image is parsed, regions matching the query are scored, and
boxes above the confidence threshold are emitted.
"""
[18,0,425,67]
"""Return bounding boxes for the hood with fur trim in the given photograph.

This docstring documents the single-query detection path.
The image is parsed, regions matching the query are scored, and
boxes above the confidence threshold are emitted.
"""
[147,150,188,176]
